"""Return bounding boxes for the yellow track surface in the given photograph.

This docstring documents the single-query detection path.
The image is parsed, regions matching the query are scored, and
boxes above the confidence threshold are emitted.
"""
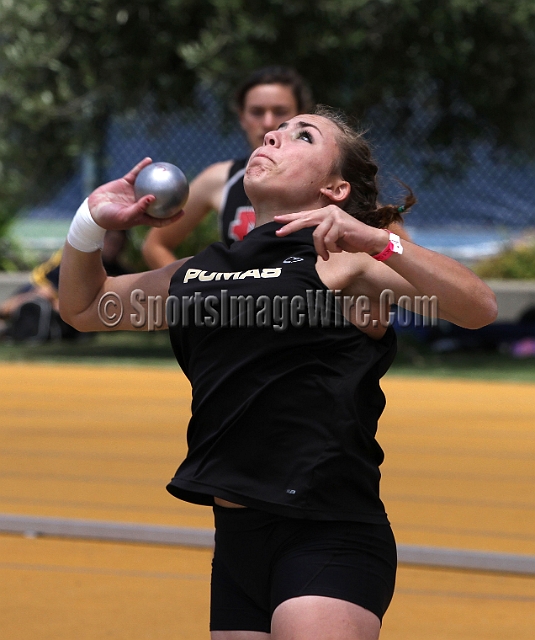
[1,362,534,639]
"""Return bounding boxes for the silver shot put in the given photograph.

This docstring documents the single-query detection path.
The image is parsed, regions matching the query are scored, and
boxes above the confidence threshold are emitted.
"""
[134,162,189,219]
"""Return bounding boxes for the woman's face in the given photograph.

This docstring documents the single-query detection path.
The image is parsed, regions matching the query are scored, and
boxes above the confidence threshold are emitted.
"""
[244,114,346,214]
[239,83,299,150]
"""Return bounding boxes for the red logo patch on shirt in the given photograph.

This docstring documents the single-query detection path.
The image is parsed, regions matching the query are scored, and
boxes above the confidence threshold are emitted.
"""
[229,207,256,241]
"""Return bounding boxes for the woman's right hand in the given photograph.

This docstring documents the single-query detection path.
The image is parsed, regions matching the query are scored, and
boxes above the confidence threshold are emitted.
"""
[274,205,389,260]
[87,158,184,230]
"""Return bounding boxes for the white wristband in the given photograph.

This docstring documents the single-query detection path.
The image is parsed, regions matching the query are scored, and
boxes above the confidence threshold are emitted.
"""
[67,198,106,252]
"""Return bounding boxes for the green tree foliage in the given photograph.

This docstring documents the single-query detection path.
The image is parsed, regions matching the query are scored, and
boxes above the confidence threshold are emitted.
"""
[474,241,535,279]
[183,0,535,148]
[1,0,535,235]
[0,0,213,232]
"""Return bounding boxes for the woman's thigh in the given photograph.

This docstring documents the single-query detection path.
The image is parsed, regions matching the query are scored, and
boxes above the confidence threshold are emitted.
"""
[271,595,380,640]
[210,597,380,640]
[269,519,397,623]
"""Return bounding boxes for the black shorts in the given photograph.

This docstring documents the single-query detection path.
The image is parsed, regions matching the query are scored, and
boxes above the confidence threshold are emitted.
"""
[210,505,397,633]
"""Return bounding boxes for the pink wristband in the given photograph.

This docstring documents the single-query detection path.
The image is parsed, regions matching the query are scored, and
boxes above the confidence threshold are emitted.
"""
[372,231,404,261]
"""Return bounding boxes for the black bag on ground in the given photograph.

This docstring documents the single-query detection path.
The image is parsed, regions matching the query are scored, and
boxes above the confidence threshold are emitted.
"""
[5,299,81,343]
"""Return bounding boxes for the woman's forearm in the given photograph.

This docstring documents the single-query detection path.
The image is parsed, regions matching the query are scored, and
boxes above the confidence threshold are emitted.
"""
[381,240,498,329]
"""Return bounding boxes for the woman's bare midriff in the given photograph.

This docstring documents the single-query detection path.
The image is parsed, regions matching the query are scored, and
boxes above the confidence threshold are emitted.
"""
[214,497,247,508]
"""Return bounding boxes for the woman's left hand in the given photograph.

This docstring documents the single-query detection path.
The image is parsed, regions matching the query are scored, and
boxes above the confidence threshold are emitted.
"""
[274,205,389,260]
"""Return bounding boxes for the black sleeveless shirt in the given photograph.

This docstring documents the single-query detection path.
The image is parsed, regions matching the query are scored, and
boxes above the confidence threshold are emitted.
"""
[166,222,396,522]
[219,158,255,247]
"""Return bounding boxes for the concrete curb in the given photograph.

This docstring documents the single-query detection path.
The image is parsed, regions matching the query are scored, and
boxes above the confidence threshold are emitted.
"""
[484,279,535,322]
[0,272,32,305]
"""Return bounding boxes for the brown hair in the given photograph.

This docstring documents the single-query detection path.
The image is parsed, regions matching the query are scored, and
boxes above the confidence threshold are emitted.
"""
[234,66,314,114]
[315,105,416,228]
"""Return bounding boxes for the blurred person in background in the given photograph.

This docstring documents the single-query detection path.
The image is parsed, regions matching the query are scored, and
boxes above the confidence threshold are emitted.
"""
[0,229,131,343]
